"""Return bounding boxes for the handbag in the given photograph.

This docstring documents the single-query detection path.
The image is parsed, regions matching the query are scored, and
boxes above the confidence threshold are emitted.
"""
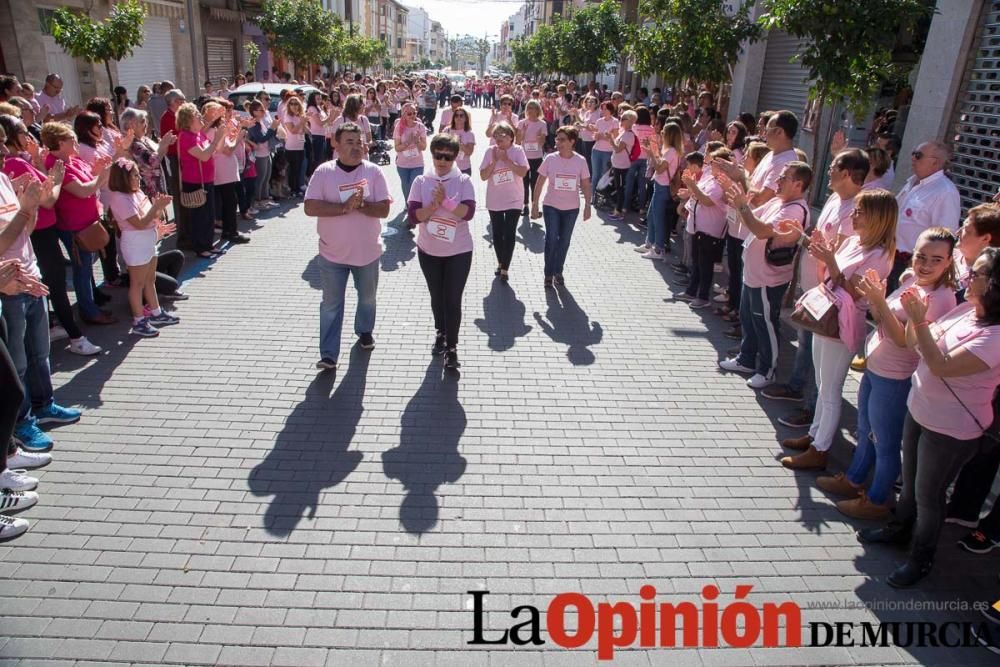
[765,202,809,266]
[73,219,110,253]
[177,135,207,209]
[941,381,1000,453]
[789,281,840,338]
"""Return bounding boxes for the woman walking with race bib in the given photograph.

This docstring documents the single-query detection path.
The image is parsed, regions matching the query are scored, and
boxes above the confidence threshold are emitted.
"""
[479,121,528,281]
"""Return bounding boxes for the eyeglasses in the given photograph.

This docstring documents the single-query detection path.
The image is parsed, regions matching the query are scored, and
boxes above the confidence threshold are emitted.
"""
[849,208,864,218]
[967,267,986,282]
[912,150,924,160]
[432,152,456,162]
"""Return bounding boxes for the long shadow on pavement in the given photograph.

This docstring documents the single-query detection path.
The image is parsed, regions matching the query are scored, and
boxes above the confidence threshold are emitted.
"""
[473,278,532,352]
[382,361,467,534]
[533,285,602,365]
[380,214,417,272]
[517,215,545,254]
[247,346,367,537]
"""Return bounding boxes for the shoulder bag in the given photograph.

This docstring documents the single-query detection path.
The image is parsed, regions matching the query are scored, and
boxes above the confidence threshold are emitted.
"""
[789,277,843,339]
[765,202,809,267]
[177,134,207,209]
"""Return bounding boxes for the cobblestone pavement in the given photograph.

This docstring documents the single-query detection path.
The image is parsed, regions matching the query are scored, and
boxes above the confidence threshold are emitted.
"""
[1,108,997,666]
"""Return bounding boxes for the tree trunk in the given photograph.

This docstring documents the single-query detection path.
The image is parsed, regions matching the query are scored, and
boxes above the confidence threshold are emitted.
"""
[104,60,122,129]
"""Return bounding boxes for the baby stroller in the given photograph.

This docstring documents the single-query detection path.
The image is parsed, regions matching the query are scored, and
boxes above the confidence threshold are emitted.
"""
[593,168,618,210]
[368,139,392,166]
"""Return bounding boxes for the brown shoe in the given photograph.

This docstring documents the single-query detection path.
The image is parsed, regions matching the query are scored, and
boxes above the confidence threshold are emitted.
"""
[781,445,828,470]
[781,434,814,451]
[817,472,863,498]
[836,492,890,521]
[83,312,119,325]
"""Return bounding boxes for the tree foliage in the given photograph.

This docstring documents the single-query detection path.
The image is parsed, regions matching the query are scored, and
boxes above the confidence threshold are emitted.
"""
[245,40,261,72]
[758,0,932,115]
[338,33,389,73]
[257,0,344,70]
[50,0,145,93]
[554,0,627,76]
[628,0,760,83]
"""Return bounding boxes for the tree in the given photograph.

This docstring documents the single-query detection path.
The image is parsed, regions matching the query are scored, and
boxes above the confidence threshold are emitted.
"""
[245,40,261,74]
[554,0,627,80]
[257,0,344,78]
[49,0,145,108]
[338,34,389,74]
[758,0,932,159]
[474,38,491,78]
[627,0,760,94]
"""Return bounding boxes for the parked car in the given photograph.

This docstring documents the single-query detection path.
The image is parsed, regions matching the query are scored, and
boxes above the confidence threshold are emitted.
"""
[227,83,320,114]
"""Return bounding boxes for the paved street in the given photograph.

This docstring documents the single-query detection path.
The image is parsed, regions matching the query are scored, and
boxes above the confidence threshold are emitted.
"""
[1,108,997,666]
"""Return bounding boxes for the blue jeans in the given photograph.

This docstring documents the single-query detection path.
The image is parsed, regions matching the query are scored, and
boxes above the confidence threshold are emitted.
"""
[624,158,648,211]
[397,166,422,204]
[737,283,788,379]
[591,149,611,199]
[789,327,814,400]
[645,181,670,250]
[0,293,53,424]
[318,255,379,361]
[309,135,328,174]
[542,205,578,277]
[846,371,911,504]
[57,229,100,319]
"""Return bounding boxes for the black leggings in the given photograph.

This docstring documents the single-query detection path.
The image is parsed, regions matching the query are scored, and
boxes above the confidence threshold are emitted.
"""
[417,249,472,349]
[0,316,25,473]
[31,226,83,339]
[612,167,629,211]
[286,150,304,194]
[489,209,519,270]
[686,232,725,300]
[524,157,543,208]
[216,182,240,238]
[155,250,184,295]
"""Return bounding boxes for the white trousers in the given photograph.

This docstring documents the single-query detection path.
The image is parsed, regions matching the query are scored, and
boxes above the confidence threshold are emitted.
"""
[808,334,854,451]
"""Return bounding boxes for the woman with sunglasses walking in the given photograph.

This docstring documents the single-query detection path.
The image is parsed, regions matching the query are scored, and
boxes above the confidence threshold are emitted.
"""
[407,134,477,370]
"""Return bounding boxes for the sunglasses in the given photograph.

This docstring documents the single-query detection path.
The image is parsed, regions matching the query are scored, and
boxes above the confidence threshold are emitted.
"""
[432,152,456,162]
[912,150,925,160]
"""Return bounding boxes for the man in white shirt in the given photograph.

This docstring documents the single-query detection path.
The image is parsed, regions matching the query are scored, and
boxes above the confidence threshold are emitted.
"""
[888,140,961,291]
[35,74,79,123]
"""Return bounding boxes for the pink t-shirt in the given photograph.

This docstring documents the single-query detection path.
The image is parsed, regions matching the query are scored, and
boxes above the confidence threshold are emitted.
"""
[652,148,680,187]
[538,152,589,211]
[107,189,152,233]
[393,121,427,169]
[307,107,326,135]
[828,235,892,313]
[2,157,55,230]
[446,128,475,172]
[866,275,957,380]
[749,148,798,195]
[610,129,635,170]
[689,168,727,239]
[578,109,599,142]
[304,160,390,267]
[408,167,477,257]
[800,193,856,292]
[283,115,306,151]
[480,145,528,211]
[178,131,215,184]
[593,116,619,153]
[517,118,547,159]
[207,128,240,185]
[742,197,810,288]
[908,302,1000,440]
[439,107,456,131]
[0,173,40,280]
[46,154,101,232]
[488,112,518,146]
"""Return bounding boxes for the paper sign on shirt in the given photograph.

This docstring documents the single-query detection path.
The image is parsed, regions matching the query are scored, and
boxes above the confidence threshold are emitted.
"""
[524,142,539,153]
[338,179,369,203]
[493,169,514,185]
[554,174,577,192]
[802,286,835,320]
[427,216,457,243]
[403,148,419,158]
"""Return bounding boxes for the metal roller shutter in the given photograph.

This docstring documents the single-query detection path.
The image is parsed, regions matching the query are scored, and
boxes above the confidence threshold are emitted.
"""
[206,37,235,84]
[949,0,1000,211]
[116,16,176,100]
[757,30,811,116]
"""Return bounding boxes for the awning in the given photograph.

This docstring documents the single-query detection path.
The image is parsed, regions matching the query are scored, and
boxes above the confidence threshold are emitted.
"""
[209,6,245,23]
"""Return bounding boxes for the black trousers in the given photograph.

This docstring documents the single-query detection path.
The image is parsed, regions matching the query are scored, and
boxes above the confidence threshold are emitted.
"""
[167,154,192,247]
[686,232,725,300]
[945,445,1000,525]
[286,150,304,194]
[0,316,24,473]
[216,182,240,238]
[155,250,184,295]
[726,234,744,311]
[417,249,472,349]
[31,226,82,339]
[612,167,629,211]
[523,157,542,208]
[489,209,519,270]
[99,217,121,283]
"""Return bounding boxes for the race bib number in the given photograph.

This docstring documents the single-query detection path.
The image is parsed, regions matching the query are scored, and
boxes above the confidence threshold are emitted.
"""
[403,148,419,159]
[493,169,514,185]
[338,180,369,203]
[427,217,457,243]
[554,174,578,192]
[802,286,835,320]
[524,142,540,153]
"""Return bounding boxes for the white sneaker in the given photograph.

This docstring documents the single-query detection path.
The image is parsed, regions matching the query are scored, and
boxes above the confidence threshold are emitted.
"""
[0,514,29,541]
[719,357,755,374]
[633,244,651,253]
[68,337,102,356]
[248,207,260,215]
[713,292,729,302]
[7,448,52,470]
[49,325,69,343]
[0,489,39,514]
[713,284,726,294]
[640,250,664,261]
[0,468,38,492]
[746,373,774,389]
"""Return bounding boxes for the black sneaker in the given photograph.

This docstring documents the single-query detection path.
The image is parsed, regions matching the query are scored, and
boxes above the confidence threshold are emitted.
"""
[160,291,190,301]
[432,334,447,356]
[761,384,804,402]
[224,234,251,244]
[958,530,1000,554]
[856,524,911,547]
[444,348,460,369]
[723,326,742,339]
[778,408,813,428]
[315,357,337,371]
[358,333,375,350]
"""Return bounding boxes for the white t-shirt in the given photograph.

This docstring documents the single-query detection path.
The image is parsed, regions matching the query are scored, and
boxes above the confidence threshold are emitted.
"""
[0,173,40,280]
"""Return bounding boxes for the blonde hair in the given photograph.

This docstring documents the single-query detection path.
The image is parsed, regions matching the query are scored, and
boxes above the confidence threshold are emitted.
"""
[175,102,199,131]
[661,122,684,156]
[855,189,898,258]
[286,97,304,115]
[40,121,75,151]
[744,141,770,172]
[0,102,20,117]
[620,109,637,123]
[524,99,542,116]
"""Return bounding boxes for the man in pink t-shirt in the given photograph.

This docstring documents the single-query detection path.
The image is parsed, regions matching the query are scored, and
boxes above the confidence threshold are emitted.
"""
[303,123,391,372]
[718,162,812,389]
